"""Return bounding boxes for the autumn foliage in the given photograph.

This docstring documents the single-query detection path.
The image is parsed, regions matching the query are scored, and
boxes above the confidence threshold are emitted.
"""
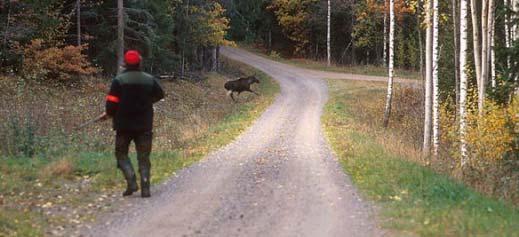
[20,40,98,83]
[440,95,519,200]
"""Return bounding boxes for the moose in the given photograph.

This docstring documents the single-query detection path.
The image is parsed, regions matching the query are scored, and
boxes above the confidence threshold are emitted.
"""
[224,75,260,101]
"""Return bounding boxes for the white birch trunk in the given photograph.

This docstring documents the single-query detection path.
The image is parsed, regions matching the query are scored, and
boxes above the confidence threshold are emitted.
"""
[479,0,489,116]
[489,0,496,88]
[423,0,434,157]
[383,0,395,128]
[514,0,519,41]
[470,0,482,89]
[505,0,511,68]
[515,0,519,89]
[460,0,469,166]
[432,0,440,157]
[327,0,331,67]
[117,0,124,73]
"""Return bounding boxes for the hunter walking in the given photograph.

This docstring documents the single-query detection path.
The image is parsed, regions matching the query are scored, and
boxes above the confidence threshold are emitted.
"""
[105,50,165,198]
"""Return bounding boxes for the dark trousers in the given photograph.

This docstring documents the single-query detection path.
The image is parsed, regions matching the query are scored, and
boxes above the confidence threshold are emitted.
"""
[115,131,153,173]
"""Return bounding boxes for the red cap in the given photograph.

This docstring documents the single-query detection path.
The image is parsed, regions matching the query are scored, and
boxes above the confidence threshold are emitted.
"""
[124,50,141,66]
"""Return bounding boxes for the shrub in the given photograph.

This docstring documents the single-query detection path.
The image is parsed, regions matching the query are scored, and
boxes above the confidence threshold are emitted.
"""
[41,158,75,179]
[440,95,519,201]
[269,50,281,59]
[21,39,98,83]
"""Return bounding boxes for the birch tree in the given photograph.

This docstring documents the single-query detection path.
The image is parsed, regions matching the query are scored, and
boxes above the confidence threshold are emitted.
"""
[471,0,496,115]
[327,0,331,67]
[423,0,433,156]
[432,0,440,156]
[479,0,490,116]
[470,0,481,89]
[383,0,395,128]
[490,1,496,88]
[460,0,469,166]
[117,0,124,73]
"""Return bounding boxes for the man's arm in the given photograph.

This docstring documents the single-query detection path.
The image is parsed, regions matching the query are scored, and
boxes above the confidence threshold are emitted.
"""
[151,78,165,103]
[106,79,121,117]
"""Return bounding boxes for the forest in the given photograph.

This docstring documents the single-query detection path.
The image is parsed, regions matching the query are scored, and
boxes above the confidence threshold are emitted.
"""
[0,0,518,236]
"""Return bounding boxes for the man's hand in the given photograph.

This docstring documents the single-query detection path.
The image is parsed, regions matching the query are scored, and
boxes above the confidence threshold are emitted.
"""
[100,112,110,121]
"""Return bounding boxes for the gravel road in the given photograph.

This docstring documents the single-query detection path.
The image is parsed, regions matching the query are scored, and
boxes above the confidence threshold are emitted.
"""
[84,47,388,237]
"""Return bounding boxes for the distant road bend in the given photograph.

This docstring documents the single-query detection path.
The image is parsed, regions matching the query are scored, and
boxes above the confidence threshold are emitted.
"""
[86,47,394,237]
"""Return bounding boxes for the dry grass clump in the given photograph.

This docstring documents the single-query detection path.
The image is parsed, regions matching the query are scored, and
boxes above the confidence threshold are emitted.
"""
[40,159,75,179]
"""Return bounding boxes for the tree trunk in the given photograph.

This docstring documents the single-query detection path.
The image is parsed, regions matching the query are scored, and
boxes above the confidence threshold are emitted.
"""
[117,0,124,73]
[479,0,489,116]
[432,0,440,157]
[77,0,81,46]
[383,0,395,128]
[1,1,11,68]
[505,0,512,68]
[452,0,460,114]
[211,47,217,72]
[460,0,469,167]
[417,0,425,81]
[514,0,519,40]
[268,29,272,53]
[489,0,496,88]
[423,0,434,157]
[470,0,481,89]
[216,46,220,71]
[383,0,388,66]
[327,0,331,67]
[181,50,185,79]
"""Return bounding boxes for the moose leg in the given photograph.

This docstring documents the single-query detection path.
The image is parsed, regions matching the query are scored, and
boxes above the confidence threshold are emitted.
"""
[248,89,259,95]
[230,92,237,102]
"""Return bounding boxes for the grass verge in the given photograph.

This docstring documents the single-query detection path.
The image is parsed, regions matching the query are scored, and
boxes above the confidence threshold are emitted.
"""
[322,79,519,236]
[239,43,422,80]
[0,59,279,236]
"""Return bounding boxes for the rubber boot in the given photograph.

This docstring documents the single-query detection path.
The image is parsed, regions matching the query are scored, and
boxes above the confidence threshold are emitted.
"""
[117,160,139,196]
[140,165,151,198]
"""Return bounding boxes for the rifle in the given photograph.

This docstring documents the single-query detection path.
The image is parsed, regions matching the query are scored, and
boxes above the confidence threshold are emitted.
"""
[75,112,109,131]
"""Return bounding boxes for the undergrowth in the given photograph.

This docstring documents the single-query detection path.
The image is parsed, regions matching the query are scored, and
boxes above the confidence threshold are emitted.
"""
[0,57,279,236]
[323,79,519,236]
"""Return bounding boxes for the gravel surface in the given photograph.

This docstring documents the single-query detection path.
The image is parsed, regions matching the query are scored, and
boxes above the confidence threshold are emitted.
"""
[83,47,388,237]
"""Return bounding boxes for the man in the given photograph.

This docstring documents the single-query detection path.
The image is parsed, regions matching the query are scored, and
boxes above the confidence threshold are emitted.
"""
[105,50,165,198]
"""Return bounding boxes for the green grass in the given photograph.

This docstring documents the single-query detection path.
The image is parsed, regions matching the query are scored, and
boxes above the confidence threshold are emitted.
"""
[238,44,422,80]
[323,80,519,236]
[0,64,279,236]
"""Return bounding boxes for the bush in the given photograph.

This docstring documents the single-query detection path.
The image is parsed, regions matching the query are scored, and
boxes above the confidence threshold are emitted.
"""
[21,39,98,83]
[440,96,519,201]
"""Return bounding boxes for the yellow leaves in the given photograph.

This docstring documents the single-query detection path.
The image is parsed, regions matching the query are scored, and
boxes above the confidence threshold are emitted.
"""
[389,195,402,201]
[441,95,518,171]
[268,0,318,54]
